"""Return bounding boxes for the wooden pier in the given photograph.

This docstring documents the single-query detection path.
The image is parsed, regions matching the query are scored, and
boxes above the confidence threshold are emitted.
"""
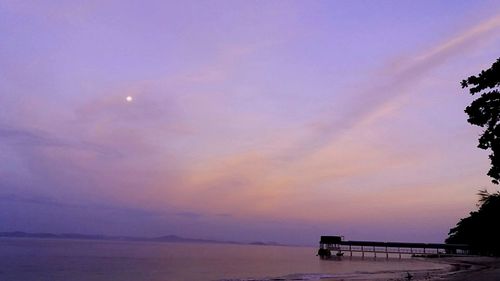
[318,236,471,259]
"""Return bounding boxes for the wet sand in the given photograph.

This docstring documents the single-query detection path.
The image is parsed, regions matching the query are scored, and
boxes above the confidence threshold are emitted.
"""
[384,256,500,281]
[433,257,500,281]
[317,256,500,281]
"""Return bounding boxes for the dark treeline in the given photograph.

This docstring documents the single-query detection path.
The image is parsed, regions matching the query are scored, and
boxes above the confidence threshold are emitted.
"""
[446,57,500,256]
[446,190,500,256]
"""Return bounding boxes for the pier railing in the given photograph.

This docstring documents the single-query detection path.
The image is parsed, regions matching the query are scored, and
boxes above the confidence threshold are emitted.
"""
[319,236,471,259]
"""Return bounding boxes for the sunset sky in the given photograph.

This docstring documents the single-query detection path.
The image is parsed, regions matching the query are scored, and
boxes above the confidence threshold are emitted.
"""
[1,1,500,245]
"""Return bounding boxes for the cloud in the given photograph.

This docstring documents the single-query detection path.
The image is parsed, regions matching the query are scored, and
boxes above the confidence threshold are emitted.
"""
[310,13,500,144]
[152,14,500,224]
[0,126,63,146]
[2,4,498,243]
[175,212,204,219]
[411,14,500,65]
[0,193,167,217]
[0,193,67,208]
[0,124,121,157]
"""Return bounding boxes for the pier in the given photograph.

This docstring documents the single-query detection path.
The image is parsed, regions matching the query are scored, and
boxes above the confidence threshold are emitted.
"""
[318,236,471,259]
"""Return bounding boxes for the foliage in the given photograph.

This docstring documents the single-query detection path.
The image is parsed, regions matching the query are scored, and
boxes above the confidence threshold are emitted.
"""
[447,59,500,255]
[446,190,500,256]
[461,58,500,183]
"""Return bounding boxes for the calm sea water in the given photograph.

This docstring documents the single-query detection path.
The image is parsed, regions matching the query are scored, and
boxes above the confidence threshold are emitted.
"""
[0,238,449,281]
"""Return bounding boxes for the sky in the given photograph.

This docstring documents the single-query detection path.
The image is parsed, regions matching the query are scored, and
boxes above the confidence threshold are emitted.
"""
[1,0,500,245]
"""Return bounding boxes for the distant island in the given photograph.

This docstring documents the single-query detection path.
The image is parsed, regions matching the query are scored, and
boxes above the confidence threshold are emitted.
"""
[0,231,285,247]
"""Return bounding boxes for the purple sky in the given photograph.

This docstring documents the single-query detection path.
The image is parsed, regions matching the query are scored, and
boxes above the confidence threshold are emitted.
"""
[1,1,500,245]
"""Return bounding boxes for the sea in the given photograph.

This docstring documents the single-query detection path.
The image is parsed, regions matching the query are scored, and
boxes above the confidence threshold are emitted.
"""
[0,238,451,281]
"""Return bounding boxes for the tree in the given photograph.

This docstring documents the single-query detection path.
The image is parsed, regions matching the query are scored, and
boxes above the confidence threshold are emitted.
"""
[446,190,500,256]
[461,58,500,183]
[446,58,500,256]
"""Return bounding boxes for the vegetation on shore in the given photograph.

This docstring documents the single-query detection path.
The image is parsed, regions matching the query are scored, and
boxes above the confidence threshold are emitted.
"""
[461,58,500,184]
[446,190,500,256]
[446,58,500,256]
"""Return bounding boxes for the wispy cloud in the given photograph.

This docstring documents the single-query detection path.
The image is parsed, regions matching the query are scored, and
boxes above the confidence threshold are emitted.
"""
[0,125,121,157]
[2,1,499,243]
[156,14,500,223]
[175,212,204,219]
[311,13,500,144]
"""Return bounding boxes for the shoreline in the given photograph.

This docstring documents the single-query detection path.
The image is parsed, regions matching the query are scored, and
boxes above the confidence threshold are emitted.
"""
[347,256,500,281]
[257,256,500,281]
[428,256,500,281]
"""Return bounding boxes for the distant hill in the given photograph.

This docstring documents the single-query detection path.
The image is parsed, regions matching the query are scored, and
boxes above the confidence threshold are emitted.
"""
[0,231,286,246]
[249,241,280,246]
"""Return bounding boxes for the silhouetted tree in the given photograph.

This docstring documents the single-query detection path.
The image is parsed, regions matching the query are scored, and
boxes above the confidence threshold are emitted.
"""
[446,58,500,256]
[462,58,500,183]
[446,190,500,256]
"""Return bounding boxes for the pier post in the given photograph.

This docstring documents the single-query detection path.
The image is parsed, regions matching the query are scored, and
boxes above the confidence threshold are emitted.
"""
[373,246,376,258]
[386,246,388,259]
[349,245,352,257]
[361,246,364,258]
[398,248,401,259]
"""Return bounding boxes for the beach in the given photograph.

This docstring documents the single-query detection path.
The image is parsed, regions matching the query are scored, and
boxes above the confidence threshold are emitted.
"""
[313,257,500,281]
[379,256,500,281]
[432,257,500,281]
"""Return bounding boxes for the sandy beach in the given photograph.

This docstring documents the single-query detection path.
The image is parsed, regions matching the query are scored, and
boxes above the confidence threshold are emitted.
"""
[316,256,500,281]
[383,256,500,281]
[431,257,500,281]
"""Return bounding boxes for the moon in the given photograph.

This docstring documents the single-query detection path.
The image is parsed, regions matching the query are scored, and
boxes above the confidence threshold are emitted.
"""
[126,96,133,102]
